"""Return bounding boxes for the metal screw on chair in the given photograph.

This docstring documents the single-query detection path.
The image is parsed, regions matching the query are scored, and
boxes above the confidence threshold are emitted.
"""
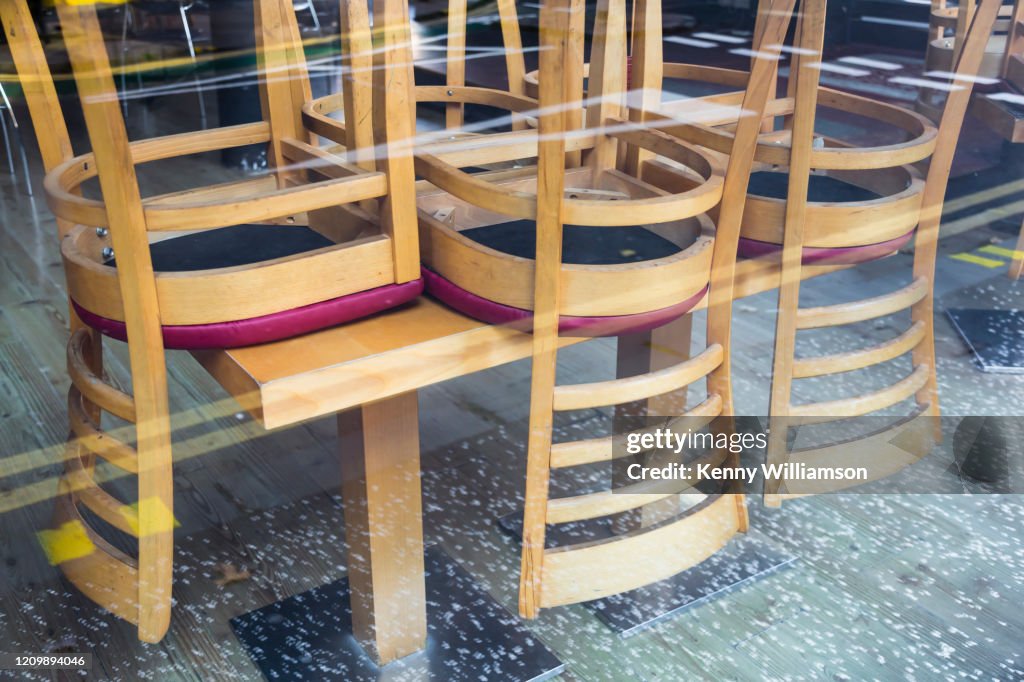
[96,227,109,238]
[102,247,115,260]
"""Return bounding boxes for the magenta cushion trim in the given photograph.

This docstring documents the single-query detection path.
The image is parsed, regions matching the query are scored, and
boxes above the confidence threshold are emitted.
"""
[73,279,424,350]
[737,230,915,265]
[422,268,707,337]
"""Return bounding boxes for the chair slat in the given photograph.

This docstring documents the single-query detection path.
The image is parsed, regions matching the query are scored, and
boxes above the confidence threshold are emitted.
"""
[550,393,723,468]
[145,172,388,231]
[789,364,931,422]
[770,407,933,503]
[67,329,136,423]
[796,277,928,329]
[63,448,140,538]
[792,321,927,378]
[553,344,723,412]
[52,492,140,625]
[68,387,139,474]
[547,447,729,524]
[539,493,743,608]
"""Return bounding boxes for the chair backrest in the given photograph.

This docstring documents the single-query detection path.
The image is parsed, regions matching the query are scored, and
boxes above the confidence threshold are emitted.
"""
[1,0,421,644]
[49,1,177,642]
[517,0,799,617]
[757,0,1003,503]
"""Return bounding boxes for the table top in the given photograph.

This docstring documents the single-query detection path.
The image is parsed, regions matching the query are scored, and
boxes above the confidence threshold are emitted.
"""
[193,256,845,430]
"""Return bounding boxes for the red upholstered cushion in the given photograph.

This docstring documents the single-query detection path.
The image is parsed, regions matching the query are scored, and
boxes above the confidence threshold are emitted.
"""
[737,230,915,265]
[422,268,707,337]
[73,279,424,350]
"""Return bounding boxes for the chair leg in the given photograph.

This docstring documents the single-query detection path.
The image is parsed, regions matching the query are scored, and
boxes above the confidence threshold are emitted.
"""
[0,107,16,177]
[136,461,175,642]
[179,3,207,129]
[1010,217,1024,280]
[13,122,33,196]
[307,1,322,33]
[120,5,131,120]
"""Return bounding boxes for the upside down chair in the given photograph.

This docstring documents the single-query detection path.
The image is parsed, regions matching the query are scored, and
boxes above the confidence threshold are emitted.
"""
[303,0,795,615]
[732,0,1003,502]
[917,0,1019,121]
[2,0,420,641]
[590,0,1002,501]
[966,0,1024,279]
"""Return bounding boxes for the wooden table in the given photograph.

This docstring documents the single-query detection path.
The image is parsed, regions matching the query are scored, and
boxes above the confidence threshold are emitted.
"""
[192,255,846,664]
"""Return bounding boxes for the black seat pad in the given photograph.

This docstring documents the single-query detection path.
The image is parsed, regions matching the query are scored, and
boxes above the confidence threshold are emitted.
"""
[747,171,882,203]
[106,224,335,271]
[461,220,682,265]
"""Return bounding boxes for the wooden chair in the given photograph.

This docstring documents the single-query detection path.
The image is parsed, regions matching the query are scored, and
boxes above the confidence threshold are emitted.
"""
[510,0,804,617]
[514,0,938,275]
[917,0,1018,121]
[734,0,1003,504]
[304,0,704,328]
[307,0,790,614]
[562,0,940,269]
[302,0,535,169]
[3,0,419,641]
[405,0,790,614]
[968,0,1024,279]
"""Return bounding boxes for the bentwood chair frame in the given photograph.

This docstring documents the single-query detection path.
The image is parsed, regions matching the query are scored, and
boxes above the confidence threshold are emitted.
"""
[512,0,805,617]
[307,0,721,321]
[307,0,792,613]
[1006,0,1024,279]
[968,0,1024,279]
[587,0,997,500]
[918,0,1018,121]
[755,0,1003,504]
[3,0,418,642]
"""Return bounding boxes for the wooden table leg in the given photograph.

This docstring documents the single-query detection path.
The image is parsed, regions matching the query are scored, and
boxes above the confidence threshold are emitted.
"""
[338,391,427,665]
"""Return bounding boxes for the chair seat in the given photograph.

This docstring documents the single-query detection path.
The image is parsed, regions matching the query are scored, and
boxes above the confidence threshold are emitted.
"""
[747,171,882,203]
[460,219,684,264]
[741,171,914,264]
[423,268,706,337]
[77,224,423,349]
[738,230,915,265]
[423,218,703,336]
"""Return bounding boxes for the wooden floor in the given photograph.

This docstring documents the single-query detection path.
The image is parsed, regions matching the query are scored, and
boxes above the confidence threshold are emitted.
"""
[1,51,1024,682]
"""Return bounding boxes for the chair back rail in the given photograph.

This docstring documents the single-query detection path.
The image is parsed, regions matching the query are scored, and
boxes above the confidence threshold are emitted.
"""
[2,0,422,643]
[55,0,174,642]
[761,0,1002,505]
